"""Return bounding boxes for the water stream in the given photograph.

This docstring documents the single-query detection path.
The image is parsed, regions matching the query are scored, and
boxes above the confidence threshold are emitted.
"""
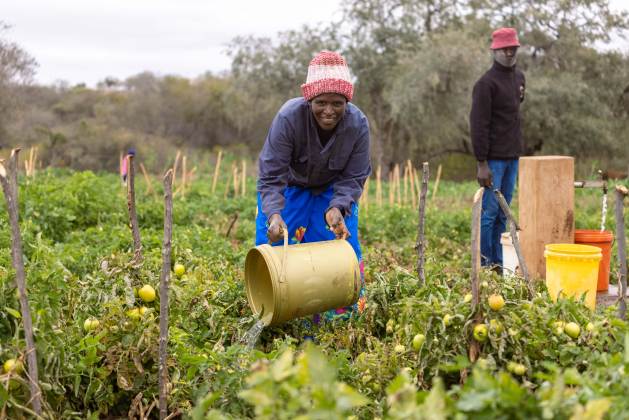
[241,319,266,351]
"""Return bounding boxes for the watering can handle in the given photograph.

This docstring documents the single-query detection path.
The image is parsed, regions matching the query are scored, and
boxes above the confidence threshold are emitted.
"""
[280,228,288,283]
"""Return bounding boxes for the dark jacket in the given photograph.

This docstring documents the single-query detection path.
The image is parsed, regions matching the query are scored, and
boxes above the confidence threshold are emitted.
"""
[470,61,526,161]
[257,97,371,218]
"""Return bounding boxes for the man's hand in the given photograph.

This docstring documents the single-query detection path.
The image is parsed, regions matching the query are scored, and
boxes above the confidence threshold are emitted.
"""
[267,213,287,244]
[476,161,493,188]
[325,207,350,240]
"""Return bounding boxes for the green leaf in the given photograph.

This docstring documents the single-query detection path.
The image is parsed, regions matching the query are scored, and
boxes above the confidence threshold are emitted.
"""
[4,307,21,319]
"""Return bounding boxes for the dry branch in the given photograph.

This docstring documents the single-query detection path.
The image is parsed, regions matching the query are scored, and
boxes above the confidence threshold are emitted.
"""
[126,154,143,263]
[0,149,42,415]
[615,185,628,319]
[494,190,532,297]
[159,169,174,419]
[416,162,429,285]
[226,213,239,238]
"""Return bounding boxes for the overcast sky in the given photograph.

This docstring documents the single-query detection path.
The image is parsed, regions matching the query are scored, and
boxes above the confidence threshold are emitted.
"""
[3,0,628,87]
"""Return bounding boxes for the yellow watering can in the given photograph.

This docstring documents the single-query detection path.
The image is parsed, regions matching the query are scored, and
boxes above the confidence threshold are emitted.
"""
[244,230,361,326]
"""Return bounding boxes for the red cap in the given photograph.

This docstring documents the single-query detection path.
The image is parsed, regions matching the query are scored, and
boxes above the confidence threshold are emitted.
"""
[490,28,520,50]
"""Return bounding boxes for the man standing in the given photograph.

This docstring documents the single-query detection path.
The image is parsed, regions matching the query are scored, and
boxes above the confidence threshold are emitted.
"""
[256,50,371,320]
[470,28,526,272]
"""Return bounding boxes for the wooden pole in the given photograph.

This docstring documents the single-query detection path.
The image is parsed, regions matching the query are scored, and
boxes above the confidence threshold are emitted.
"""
[413,168,421,202]
[127,154,143,263]
[224,165,233,199]
[158,169,174,419]
[139,163,156,198]
[0,149,43,415]
[416,162,429,284]
[211,150,222,194]
[119,151,124,182]
[172,150,181,190]
[408,160,417,208]
[494,190,533,298]
[181,156,187,199]
[395,164,401,206]
[241,160,247,197]
[362,177,370,218]
[388,171,394,206]
[232,163,239,197]
[376,166,382,208]
[615,185,628,319]
[468,187,484,363]
[432,164,442,199]
[32,147,38,177]
[471,188,484,308]
[403,164,409,206]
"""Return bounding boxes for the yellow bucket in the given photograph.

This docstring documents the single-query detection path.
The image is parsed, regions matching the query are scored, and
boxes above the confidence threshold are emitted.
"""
[244,237,361,326]
[544,244,602,310]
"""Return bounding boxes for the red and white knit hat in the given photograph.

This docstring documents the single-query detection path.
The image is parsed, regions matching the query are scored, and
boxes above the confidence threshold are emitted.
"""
[301,51,354,102]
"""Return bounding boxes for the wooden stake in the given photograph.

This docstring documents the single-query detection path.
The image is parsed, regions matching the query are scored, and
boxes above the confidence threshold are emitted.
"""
[408,160,417,208]
[362,177,370,218]
[494,190,532,297]
[181,156,187,199]
[139,163,156,198]
[376,166,382,208]
[232,163,239,197]
[388,171,394,206]
[224,166,233,199]
[416,162,429,284]
[241,160,247,197]
[403,164,409,206]
[158,169,174,420]
[119,151,124,181]
[432,164,442,199]
[32,147,38,177]
[395,164,401,206]
[0,149,43,415]
[468,187,484,363]
[127,154,143,263]
[211,150,222,194]
[172,150,181,189]
[471,188,484,309]
[615,185,628,319]
[413,168,421,202]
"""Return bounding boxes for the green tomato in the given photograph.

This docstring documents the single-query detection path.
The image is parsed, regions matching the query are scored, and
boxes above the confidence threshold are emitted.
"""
[564,322,581,339]
[174,263,186,277]
[412,334,425,351]
[3,358,23,374]
[473,324,488,342]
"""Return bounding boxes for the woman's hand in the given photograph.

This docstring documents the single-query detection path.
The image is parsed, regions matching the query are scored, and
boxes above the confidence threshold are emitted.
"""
[325,207,350,240]
[267,213,287,243]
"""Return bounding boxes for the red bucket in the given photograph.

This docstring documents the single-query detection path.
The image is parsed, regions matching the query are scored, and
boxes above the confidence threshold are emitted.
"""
[574,229,614,292]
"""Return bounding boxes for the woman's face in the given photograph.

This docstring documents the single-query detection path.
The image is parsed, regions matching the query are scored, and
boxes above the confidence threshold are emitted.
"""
[310,93,347,130]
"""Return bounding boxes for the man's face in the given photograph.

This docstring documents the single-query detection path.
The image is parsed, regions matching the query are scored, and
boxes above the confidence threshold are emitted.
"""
[311,93,347,130]
[494,46,518,67]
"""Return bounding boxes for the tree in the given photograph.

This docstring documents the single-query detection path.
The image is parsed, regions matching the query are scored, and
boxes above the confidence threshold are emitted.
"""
[0,23,37,148]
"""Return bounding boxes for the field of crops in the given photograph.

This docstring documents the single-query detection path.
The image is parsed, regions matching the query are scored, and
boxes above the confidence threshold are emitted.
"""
[1,165,629,419]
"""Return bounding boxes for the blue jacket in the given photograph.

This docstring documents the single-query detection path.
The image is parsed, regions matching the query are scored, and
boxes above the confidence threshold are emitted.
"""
[257,97,371,218]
